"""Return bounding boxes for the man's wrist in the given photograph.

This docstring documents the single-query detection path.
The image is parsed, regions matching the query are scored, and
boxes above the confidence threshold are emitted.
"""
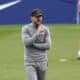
[32,32,39,42]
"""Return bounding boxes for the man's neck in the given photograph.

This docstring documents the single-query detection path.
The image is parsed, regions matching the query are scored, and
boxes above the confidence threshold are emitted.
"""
[32,23,42,29]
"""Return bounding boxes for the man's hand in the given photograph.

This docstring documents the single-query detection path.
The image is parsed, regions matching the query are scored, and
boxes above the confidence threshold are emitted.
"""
[35,26,45,43]
[37,26,44,33]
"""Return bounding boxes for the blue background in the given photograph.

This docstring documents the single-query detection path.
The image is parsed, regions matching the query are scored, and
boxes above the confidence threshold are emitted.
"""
[0,0,77,24]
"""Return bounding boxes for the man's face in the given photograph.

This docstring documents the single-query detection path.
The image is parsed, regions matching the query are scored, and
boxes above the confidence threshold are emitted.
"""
[31,16,43,25]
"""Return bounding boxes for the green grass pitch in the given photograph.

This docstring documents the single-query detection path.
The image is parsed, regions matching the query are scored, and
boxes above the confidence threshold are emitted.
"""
[0,24,80,80]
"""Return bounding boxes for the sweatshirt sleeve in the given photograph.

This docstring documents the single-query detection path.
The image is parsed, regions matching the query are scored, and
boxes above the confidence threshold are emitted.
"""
[33,27,51,50]
[21,25,39,46]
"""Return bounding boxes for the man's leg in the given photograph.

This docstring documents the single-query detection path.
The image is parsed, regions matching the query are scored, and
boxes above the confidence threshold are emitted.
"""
[37,69,47,80]
[37,61,48,80]
[25,65,37,80]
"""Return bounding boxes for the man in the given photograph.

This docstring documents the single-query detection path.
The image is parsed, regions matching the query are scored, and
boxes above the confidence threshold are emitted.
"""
[22,9,51,80]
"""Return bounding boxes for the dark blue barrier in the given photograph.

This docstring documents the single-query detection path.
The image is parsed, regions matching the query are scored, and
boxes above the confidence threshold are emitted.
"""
[0,0,77,24]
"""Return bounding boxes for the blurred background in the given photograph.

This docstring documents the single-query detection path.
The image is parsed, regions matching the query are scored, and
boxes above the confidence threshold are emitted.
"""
[0,0,80,80]
[0,0,77,24]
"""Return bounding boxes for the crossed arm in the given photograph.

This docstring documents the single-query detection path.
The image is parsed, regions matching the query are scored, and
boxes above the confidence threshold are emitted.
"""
[22,26,51,50]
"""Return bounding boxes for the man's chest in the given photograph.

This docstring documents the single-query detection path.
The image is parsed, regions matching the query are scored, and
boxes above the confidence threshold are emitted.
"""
[28,27,46,36]
[28,27,47,43]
